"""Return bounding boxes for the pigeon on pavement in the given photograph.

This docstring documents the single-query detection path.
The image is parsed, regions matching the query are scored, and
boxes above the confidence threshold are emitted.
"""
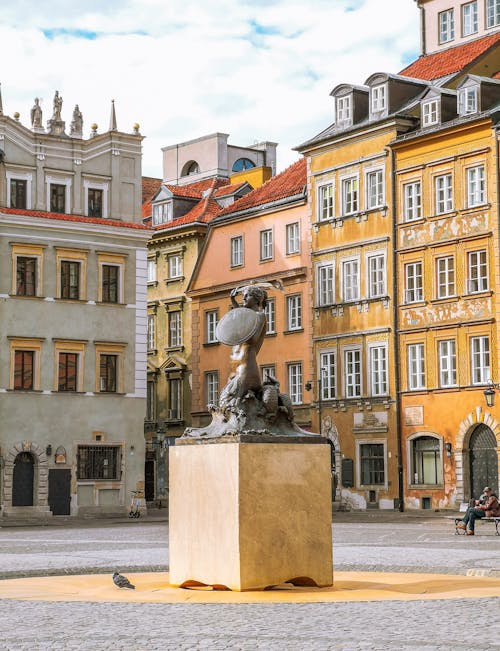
[112,571,135,589]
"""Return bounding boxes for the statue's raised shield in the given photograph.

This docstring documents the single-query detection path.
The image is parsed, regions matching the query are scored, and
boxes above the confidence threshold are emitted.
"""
[216,307,262,346]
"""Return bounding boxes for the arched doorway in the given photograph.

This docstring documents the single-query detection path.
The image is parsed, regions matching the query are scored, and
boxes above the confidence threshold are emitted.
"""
[12,452,35,506]
[469,424,498,499]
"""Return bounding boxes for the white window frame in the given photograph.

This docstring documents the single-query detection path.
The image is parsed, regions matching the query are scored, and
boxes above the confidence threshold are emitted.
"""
[462,1,478,35]
[467,165,485,207]
[408,343,425,390]
[152,201,172,226]
[368,343,388,397]
[6,171,33,210]
[230,235,243,267]
[46,175,71,214]
[438,339,457,388]
[168,377,182,420]
[264,298,276,334]
[439,8,455,43]
[261,365,276,382]
[435,173,453,214]
[147,258,157,283]
[260,228,273,261]
[371,84,387,113]
[436,255,455,299]
[317,182,334,222]
[319,352,336,400]
[467,250,488,293]
[422,99,439,126]
[458,86,478,115]
[341,175,359,216]
[336,95,352,123]
[405,261,423,303]
[286,294,302,331]
[147,315,155,351]
[403,181,422,222]
[168,311,182,348]
[287,362,303,405]
[83,179,109,218]
[471,336,490,385]
[342,256,360,302]
[168,254,182,279]
[343,346,362,399]
[206,310,218,344]
[206,371,219,406]
[317,261,335,306]
[408,434,443,487]
[286,222,300,255]
[366,251,386,299]
[486,0,500,28]
[366,168,384,210]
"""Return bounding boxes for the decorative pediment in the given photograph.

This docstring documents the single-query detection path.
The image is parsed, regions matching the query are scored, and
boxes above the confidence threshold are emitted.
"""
[160,354,187,374]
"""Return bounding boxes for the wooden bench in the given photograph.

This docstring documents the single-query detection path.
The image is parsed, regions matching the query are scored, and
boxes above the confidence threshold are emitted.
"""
[452,516,500,535]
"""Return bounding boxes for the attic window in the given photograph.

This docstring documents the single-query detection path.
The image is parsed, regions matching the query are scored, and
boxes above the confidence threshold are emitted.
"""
[232,158,255,172]
[152,201,172,226]
[336,95,352,124]
[422,99,439,127]
[371,84,386,113]
[458,86,478,115]
[182,161,200,177]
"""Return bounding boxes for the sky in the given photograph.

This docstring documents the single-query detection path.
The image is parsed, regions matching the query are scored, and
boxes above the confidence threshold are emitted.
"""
[0,0,420,178]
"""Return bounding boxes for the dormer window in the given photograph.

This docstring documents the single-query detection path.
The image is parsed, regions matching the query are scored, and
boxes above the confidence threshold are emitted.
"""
[152,201,172,226]
[439,9,454,43]
[371,84,386,113]
[462,1,478,36]
[422,99,439,127]
[458,86,478,115]
[336,95,352,124]
[486,0,500,28]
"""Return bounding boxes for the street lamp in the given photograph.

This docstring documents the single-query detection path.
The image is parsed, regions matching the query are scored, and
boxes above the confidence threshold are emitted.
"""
[483,381,499,408]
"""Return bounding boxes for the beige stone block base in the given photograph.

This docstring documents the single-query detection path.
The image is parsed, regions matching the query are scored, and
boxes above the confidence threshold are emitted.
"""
[169,442,333,591]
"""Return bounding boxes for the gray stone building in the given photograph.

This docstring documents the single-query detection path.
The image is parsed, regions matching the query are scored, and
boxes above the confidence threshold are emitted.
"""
[0,90,150,518]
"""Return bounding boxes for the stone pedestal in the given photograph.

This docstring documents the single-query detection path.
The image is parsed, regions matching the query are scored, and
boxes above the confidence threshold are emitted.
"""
[169,439,333,591]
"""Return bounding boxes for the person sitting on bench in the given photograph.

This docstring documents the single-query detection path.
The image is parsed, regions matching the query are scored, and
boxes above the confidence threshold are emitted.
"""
[458,487,500,535]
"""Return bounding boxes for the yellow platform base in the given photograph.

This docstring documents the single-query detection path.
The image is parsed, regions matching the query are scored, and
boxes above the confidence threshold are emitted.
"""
[1,571,500,604]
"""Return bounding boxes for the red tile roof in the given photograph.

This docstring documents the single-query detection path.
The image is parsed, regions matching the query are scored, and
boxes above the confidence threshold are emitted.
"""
[152,178,224,231]
[218,158,306,216]
[400,32,500,81]
[165,177,229,199]
[213,182,248,198]
[1,206,150,230]
[142,176,162,219]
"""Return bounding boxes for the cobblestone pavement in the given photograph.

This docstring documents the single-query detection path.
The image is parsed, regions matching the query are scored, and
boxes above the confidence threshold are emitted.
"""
[0,515,499,650]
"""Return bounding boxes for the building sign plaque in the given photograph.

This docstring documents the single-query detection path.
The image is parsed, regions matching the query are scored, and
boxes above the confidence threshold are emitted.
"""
[405,406,423,426]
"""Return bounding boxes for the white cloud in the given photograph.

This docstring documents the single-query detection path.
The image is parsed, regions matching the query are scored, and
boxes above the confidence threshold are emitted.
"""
[0,0,419,177]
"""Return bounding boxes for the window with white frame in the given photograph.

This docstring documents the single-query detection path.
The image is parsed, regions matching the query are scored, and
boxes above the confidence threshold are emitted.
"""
[169,378,182,420]
[438,339,457,387]
[467,165,485,207]
[360,443,385,485]
[436,256,455,298]
[152,202,172,226]
[146,380,155,420]
[317,263,334,306]
[422,99,439,126]
[264,298,276,334]
[288,363,302,404]
[260,229,273,261]
[344,348,361,398]
[439,8,455,42]
[206,310,218,344]
[286,222,300,255]
[371,84,386,113]
[286,295,302,330]
[168,311,182,348]
[168,254,182,279]
[261,365,276,382]
[336,95,352,123]
[435,174,453,214]
[467,250,488,293]
[147,315,155,351]
[458,86,478,115]
[318,183,334,221]
[411,436,443,485]
[471,336,490,384]
[486,0,500,27]
[403,181,422,221]
[7,172,32,210]
[369,345,388,396]
[462,1,478,35]
[320,352,336,400]
[366,169,384,209]
[342,259,360,302]
[230,236,243,267]
[147,259,156,283]
[408,343,425,390]
[342,176,359,215]
[367,253,385,298]
[206,371,219,406]
[405,261,423,303]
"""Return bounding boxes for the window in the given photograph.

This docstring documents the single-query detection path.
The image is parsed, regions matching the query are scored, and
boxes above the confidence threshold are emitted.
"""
[405,261,423,303]
[467,250,488,293]
[168,311,182,348]
[261,365,276,382]
[360,443,385,485]
[403,181,422,221]
[458,86,478,115]
[206,371,219,406]
[288,363,302,404]
[147,315,155,351]
[146,380,155,420]
[168,254,182,279]
[152,202,172,226]
[435,174,453,214]
[422,99,439,126]
[286,295,302,331]
[50,183,66,213]
[260,229,273,261]
[366,169,384,209]
[408,343,425,390]
[467,165,485,207]
[88,188,103,217]
[367,253,385,298]
[318,263,334,306]
[462,1,478,35]
[471,336,490,384]
[16,257,37,297]
[369,345,388,396]
[147,259,156,283]
[342,259,359,302]
[77,445,120,480]
[439,8,455,43]
[436,256,455,298]
[336,95,351,123]
[371,84,386,113]
[206,310,218,344]
[438,339,457,387]
[169,378,182,419]
[14,350,34,390]
[58,352,78,391]
[411,437,442,485]
[318,183,334,221]
[60,261,80,300]
[10,179,27,209]
[99,354,117,392]
[232,157,255,172]
[101,265,119,303]
[320,352,336,400]
[344,348,361,398]
[264,299,276,334]
[286,222,300,255]
[231,236,243,267]
[486,0,500,27]
[342,176,358,215]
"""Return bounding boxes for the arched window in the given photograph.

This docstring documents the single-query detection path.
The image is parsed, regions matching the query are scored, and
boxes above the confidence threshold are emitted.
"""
[232,158,255,172]
[410,435,443,485]
[181,161,200,177]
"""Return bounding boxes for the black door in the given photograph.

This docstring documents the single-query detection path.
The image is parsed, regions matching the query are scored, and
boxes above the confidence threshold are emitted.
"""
[48,469,71,515]
[145,458,155,502]
[12,452,34,506]
[470,424,498,499]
